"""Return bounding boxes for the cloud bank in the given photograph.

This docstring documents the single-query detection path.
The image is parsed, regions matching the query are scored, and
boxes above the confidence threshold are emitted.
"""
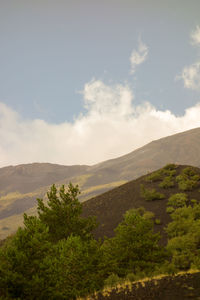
[1,79,200,168]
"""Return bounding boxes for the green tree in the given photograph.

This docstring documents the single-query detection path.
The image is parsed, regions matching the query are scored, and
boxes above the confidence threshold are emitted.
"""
[102,208,166,277]
[0,183,101,299]
[51,235,104,299]
[37,183,97,242]
[0,218,104,299]
[0,216,55,299]
[166,204,200,270]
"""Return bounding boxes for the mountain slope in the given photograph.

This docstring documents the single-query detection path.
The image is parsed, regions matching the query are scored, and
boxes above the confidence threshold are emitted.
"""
[82,164,200,242]
[0,127,200,239]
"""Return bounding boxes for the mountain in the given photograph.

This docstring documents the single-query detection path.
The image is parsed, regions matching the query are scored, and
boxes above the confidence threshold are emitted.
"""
[0,127,200,239]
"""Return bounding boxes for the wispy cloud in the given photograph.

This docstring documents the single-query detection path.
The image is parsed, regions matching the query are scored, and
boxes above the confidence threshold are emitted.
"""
[1,80,200,168]
[191,25,200,46]
[179,63,200,91]
[130,39,148,74]
[177,25,200,91]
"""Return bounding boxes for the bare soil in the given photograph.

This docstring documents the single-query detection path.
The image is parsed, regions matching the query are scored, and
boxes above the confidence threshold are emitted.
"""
[88,272,200,300]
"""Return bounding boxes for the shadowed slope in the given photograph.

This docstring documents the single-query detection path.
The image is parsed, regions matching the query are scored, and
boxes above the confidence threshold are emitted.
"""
[83,165,200,242]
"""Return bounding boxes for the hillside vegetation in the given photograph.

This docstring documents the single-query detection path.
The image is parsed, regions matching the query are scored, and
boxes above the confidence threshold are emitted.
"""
[1,164,200,299]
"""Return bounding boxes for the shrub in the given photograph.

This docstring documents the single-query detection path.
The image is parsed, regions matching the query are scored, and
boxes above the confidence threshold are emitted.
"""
[178,179,198,191]
[191,199,197,205]
[182,167,197,177]
[104,274,121,287]
[159,176,175,188]
[143,211,155,220]
[176,167,200,191]
[140,184,165,201]
[165,169,176,176]
[167,193,188,208]
[101,208,166,277]
[154,219,161,225]
[166,203,200,271]
[166,206,175,214]
[146,170,163,182]
[163,164,177,171]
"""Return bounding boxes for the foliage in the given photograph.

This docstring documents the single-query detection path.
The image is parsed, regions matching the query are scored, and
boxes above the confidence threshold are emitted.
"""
[140,184,165,201]
[166,204,200,270]
[159,176,175,188]
[176,167,200,191]
[101,208,166,277]
[0,229,104,299]
[167,193,188,208]
[166,206,175,214]
[163,164,177,171]
[50,236,104,299]
[104,273,121,287]
[0,216,55,299]
[37,183,97,242]
[146,164,177,183]
[146,170,163,182]
[0,183,101,299]
[154,218,161,225]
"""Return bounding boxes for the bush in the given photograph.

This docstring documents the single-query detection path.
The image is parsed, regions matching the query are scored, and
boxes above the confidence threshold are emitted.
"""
[146,170,163,182]
[159,176,175,188]
[166,206,175,214]
[126,273,136,282]
[163,164,177,171]
[167,193,188,208]
[191,199,197,205]
[140,184,165,201]
[104,274,121,287]
[101,208,166,277]
[178,179,198,191]
[154,219,161,225]
[182,167,198,177]
[165,204,200,271]
[176,167,200,191]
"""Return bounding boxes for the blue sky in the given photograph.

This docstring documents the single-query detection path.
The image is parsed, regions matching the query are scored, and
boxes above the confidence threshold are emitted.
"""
[0,0,200,167]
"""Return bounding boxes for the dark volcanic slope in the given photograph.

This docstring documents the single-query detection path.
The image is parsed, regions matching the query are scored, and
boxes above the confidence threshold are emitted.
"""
[83,165,200,241]
[88,271,200,300]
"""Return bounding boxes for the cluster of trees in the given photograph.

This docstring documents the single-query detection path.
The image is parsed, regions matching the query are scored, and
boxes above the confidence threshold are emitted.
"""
[0,180,200,299]
[0,183,166,299]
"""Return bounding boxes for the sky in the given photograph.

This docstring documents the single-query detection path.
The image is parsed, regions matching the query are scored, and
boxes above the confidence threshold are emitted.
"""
[0,0,200,167]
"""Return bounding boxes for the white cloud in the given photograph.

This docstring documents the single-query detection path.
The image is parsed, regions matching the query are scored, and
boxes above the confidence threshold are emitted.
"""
[130,39,148,74]
[191,25,200,46]
[1,80,200,168]
[179,63,200,91]
[178,25,200,91]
